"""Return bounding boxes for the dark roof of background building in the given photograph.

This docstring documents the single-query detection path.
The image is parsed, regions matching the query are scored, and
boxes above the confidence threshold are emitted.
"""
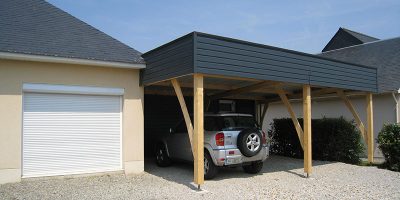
[322,27,379,52]
[319,37,400,92]
[0,0,144,64]
[342,28,379,43]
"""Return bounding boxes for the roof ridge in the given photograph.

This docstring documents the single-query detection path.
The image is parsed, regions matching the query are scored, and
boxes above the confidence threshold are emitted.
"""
[340,27,379,41]
[319,36,400,54]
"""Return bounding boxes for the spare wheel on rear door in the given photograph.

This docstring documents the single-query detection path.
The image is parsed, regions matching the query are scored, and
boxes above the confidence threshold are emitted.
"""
[237,128,262,157]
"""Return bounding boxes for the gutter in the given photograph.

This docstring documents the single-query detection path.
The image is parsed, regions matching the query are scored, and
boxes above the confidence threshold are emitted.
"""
[0,52,146,69]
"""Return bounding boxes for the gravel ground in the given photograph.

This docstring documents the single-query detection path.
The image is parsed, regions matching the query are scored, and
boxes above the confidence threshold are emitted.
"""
[1,156,399,200]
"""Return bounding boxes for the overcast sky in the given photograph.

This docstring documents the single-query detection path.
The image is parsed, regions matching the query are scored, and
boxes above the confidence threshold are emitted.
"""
[48,0,400,54]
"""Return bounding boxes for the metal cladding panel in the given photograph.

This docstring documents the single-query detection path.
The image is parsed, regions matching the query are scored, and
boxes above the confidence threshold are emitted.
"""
[193,33,378,92]
[141,34,195,85]
[142,32,378,92]
[23,93,122,178]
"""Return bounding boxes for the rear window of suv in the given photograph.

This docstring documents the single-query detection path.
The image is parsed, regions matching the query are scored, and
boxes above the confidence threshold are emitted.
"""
[205,116,259,131]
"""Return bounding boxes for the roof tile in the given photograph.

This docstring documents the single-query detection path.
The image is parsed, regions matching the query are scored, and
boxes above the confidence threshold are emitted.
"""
[0,0,144,64]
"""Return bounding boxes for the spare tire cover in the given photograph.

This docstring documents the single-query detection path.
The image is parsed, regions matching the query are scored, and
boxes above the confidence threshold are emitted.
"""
[237,128,262,157]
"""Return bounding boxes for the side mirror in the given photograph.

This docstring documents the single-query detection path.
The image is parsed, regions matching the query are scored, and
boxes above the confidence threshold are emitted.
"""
[169,128,174,134]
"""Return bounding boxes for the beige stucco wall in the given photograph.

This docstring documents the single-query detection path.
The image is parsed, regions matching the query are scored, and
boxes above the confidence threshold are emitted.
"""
[262,93,398,157]
[0,59,144,184]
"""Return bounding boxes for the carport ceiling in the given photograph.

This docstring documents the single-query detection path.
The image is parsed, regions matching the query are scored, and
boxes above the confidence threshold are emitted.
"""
[144,75,368,103]
[145,75,303,101]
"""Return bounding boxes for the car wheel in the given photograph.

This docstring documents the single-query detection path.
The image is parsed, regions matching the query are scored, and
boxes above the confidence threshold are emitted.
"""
[204,152,218,180]
[237,128,263,157]
[155,143,172,167]
[243,161,263,174]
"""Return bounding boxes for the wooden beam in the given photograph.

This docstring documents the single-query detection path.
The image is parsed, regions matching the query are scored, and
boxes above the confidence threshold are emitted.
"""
[311,88,338,96]
[142,74,190,87]
[337,90,367,141]
[171,79,194,150]
[146,88,268,100]
[193,74,204,186]
[252,88,292,94]
[202,73,261,82]
[366,93,374,163]
[264,90,368,104]
[155,80,238,90]
[145,87,193,96]
[303,85,312,177]
[209,81,276,100]
[264,87,339,103]
[276,88,304,149]
[260,103,269,129]
[290,87,338,99]
[222,95,268,101]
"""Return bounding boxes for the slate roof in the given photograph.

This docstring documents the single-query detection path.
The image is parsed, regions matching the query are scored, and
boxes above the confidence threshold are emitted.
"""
[0,0,144,64]
[322,27,379,52]
[319,37,400,92]
[342,28,379,43]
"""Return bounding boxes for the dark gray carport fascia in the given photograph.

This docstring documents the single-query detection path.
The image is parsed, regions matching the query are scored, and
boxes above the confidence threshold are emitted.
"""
[141,32,378,92]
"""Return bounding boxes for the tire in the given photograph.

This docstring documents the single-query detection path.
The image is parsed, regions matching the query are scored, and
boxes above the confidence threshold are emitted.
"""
[155,143,172,167]
[237,128,263,157]
[204,151,218,180]
[243,161,263,174]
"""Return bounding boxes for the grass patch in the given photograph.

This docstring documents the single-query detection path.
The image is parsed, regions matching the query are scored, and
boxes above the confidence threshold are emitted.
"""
[358,161,381,167]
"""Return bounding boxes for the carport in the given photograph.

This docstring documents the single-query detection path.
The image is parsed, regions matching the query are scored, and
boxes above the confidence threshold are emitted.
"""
[141,32,378,188]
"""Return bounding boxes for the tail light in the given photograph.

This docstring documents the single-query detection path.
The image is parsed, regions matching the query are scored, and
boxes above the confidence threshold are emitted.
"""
[262,131,267,144]
[215,132,224,146]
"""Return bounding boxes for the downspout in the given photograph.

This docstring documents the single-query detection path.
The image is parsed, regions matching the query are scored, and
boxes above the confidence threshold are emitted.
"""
[392,91,399,123]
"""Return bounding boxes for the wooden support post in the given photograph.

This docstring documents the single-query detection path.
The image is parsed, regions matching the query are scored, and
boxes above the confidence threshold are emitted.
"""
[193,74,204,186]
[366,93,374,163]
[276,89,304,149]
[171,79,194,150]
[303,85,312,177]
[337,90,367,142]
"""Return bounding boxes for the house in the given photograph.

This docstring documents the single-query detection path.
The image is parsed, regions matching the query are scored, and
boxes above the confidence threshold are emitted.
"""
[262,28,400,157]
[0,0,383,186]
[0,0,145,184]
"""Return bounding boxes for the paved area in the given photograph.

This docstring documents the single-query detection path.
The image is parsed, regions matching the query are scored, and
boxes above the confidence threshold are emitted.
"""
[1,156,399,199]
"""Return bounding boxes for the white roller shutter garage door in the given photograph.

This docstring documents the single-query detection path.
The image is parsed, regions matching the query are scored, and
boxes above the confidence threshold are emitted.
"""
[22,89,122,178]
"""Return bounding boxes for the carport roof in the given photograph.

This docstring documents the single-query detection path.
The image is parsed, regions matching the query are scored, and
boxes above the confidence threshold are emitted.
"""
[141,32,378,93]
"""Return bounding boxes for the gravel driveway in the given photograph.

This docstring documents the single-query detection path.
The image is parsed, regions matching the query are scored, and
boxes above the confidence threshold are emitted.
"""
[1,156,399,200]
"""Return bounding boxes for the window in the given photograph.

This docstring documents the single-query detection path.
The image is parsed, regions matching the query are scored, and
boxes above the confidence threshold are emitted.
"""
[217,116,258,131]
[204,117,219,131]
[219,100,235,112]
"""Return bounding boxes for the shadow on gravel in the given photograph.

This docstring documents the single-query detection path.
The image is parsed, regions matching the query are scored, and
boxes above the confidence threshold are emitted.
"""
[144,155,331,189]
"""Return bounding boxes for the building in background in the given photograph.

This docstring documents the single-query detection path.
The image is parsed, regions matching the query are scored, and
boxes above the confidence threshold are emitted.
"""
[262,28,400,157]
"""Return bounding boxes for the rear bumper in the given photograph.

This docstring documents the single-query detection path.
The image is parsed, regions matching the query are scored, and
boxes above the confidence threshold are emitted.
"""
[211,146,269,166]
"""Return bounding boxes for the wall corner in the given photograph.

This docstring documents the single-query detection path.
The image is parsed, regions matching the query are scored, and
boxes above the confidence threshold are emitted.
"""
[124,161,144,174]
[0,169,21,185]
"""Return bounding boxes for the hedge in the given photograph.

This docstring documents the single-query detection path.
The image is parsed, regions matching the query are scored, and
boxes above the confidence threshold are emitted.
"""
[269,117,364,164]
[377,123,400,172]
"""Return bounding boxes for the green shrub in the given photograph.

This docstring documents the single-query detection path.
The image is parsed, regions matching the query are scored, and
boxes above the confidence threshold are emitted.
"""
[377,123,400,172]
[269,117,364,164]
